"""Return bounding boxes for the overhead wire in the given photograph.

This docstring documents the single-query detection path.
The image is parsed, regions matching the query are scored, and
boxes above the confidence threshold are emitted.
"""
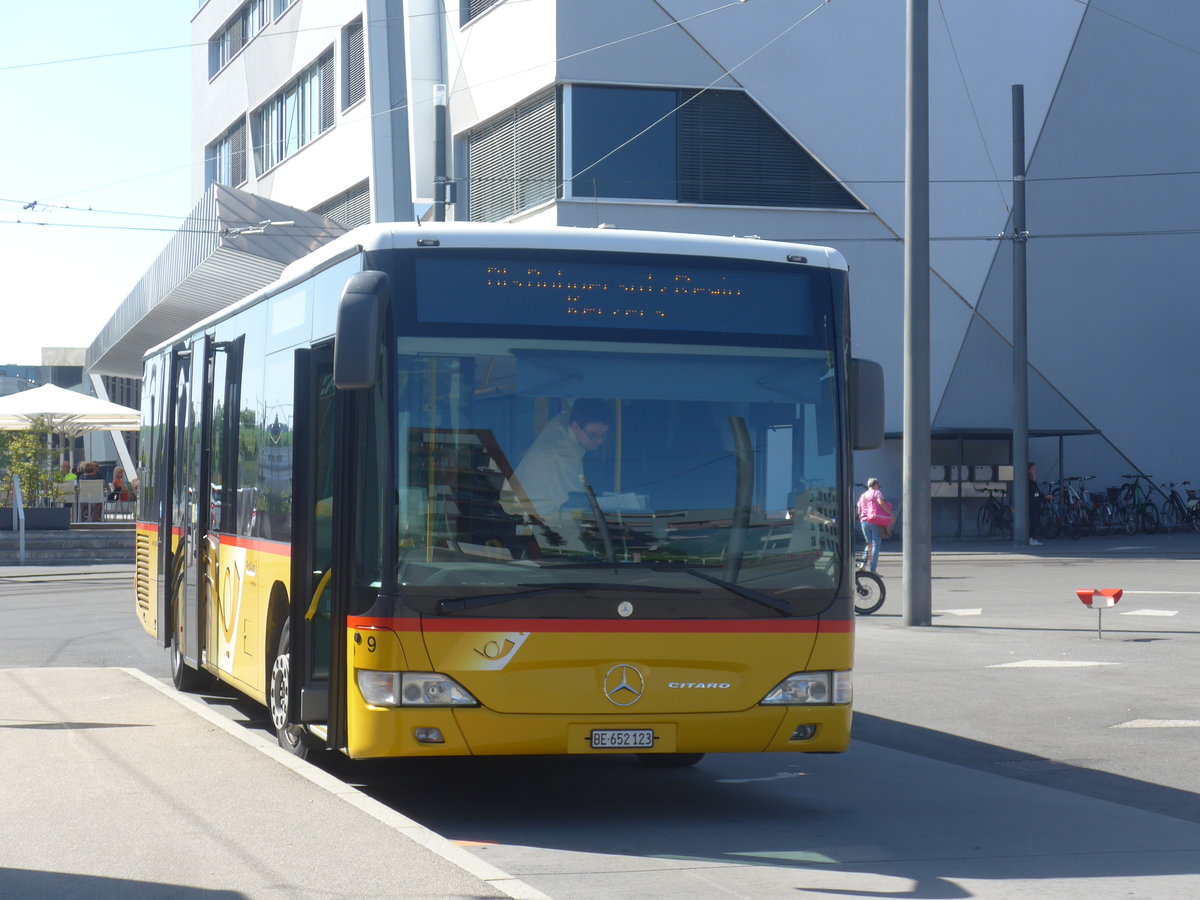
[5,0,1200,237]
[1064,0,1200,59]
[571,0,832,185]
[2,0,751,217]
[936,0,1008,214]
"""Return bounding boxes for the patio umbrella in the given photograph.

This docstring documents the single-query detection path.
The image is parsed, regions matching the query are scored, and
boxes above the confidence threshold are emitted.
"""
[0,383,140,468]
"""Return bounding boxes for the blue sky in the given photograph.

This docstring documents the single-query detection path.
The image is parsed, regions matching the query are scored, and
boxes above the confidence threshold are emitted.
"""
[0,2,193,365]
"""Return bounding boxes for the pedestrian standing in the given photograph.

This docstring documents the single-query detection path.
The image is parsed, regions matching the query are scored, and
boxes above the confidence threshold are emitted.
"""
[1028,462,1043,546]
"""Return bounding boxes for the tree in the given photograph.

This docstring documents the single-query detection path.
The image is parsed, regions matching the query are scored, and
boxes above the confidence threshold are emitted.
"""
[0,428,57,507]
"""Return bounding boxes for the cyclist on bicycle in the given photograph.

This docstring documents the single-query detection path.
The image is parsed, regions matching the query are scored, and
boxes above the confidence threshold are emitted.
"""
[857,477,893,573]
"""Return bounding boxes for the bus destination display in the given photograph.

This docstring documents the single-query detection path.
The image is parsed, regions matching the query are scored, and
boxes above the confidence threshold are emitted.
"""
[415,256,817,336]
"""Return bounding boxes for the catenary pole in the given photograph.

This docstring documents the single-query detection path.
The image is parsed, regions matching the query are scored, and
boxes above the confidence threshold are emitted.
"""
[903,0,932,626]
[433,83,448,221]
[1011,85,1030,546]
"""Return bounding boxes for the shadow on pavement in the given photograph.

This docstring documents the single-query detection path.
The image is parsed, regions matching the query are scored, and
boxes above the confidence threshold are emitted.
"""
[854,712,1200,824]
[0,870,244,900]
[295,716,1200,899]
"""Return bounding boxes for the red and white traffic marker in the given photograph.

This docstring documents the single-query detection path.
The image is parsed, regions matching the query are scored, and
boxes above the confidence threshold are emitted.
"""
[1076,589,1122,639]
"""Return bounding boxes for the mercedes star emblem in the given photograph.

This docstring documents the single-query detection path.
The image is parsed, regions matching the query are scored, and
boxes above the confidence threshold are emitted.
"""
[603,664,645,706]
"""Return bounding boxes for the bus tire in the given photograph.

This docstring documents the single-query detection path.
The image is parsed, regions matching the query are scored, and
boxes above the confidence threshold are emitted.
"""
[636,753,705,767]
[268,620,319,759]
[170,600,209,693]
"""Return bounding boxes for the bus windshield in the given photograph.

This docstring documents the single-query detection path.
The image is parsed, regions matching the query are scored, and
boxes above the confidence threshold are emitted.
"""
[392,337,842,619]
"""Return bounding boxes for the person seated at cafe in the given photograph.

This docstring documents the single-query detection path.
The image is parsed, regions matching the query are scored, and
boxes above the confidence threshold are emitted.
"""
[78,461,104,521]
[111,467,131,502]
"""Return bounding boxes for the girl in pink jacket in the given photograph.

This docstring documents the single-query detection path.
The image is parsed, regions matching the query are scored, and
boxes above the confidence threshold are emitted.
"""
[856,477,892,572]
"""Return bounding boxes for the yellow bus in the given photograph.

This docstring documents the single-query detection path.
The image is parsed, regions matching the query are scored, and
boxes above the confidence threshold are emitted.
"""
[135,223,883,765]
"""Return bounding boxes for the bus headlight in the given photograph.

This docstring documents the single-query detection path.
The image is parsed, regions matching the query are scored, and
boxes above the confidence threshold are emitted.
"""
[356,671,479,708]
[760,671,852,705]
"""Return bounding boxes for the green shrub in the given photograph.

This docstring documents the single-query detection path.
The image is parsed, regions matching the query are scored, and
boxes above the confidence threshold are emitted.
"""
[0,429,57,507]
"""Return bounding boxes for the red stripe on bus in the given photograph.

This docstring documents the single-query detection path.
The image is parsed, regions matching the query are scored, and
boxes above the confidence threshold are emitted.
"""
[134,523,290,557]
[216,533,291,556]
[347,616,851,634]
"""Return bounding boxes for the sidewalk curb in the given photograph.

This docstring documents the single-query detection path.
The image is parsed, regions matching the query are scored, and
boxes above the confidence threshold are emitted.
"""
[121,667,552,900]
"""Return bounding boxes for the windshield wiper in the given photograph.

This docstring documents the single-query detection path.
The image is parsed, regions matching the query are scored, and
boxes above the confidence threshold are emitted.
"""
[676,568,794,616]
[437,581,698,613]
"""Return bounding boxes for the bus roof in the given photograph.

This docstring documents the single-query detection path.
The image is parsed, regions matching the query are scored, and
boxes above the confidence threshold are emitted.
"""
[146,223,847,361]
[282,222,847,283]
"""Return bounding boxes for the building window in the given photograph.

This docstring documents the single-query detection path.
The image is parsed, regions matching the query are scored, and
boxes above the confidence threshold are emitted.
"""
[252,51,335,174]
[568,85,863,209]
[205,118,248,188]
[343,17,365,110]
[463,0,503,24]
[569,86,676,201]
[209,0,268,78]
[466,89,557,222]
[273,0,298,18]
[312,180,372,228]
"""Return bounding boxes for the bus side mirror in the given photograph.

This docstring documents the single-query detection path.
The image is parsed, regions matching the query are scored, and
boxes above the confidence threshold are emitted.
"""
[334,271,390,389]
[851,358,885,450]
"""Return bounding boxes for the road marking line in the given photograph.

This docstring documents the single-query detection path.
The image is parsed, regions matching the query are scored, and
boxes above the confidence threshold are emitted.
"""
[1120,591,1200,596]
[987,660,1119,668]
[1120,609,1179,617]
[1113,719,1200,729]
[730,850,839,863]
[934,608,983,616]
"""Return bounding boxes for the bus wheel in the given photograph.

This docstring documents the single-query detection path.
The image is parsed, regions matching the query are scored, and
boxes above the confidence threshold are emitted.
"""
[170,610,208,693]
[636,753,705,768]
[268,621,317,759]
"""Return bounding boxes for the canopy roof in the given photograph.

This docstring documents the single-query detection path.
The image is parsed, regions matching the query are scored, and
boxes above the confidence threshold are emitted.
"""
[86,183,348,378]
[0,383,139,436]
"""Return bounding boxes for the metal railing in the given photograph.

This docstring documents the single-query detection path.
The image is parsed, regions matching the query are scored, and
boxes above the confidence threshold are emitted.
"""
[11,473,26,565]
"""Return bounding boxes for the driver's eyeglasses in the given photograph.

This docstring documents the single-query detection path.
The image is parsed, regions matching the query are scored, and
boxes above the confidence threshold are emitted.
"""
[582,427,607,441]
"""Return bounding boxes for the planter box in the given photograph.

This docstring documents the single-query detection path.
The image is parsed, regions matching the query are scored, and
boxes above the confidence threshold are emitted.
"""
[0,507,72,531]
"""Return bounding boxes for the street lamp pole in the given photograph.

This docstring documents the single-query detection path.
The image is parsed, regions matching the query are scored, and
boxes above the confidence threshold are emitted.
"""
[903,0,932,626]
[1011,84,1030,546]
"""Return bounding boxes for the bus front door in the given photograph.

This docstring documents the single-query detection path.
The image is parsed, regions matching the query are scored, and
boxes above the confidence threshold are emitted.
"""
[166,337,212,680]
[289,345,343,748]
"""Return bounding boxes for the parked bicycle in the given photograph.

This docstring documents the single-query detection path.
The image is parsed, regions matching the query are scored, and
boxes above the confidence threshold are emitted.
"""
[976,486,1013,539]
[1159,480,1196,533]
[1056,475,1096,540]
[1118,473,1159,535]
[853,551,886,615]
[1086,487,1120,537]
[1037,482,1063,540]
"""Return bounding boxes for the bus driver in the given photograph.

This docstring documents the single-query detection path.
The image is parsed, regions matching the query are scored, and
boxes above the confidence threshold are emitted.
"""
[510,398,613,552]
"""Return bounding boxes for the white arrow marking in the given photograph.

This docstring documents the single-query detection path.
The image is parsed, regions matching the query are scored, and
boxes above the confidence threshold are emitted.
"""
[1120,609,1179,617]
[988,660,1119,668]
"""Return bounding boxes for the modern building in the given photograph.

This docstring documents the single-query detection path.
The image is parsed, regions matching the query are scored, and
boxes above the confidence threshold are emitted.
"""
[87,0,1200,535]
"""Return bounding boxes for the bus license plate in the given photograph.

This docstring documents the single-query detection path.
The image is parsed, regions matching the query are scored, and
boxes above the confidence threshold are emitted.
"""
[590,729,654,749]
